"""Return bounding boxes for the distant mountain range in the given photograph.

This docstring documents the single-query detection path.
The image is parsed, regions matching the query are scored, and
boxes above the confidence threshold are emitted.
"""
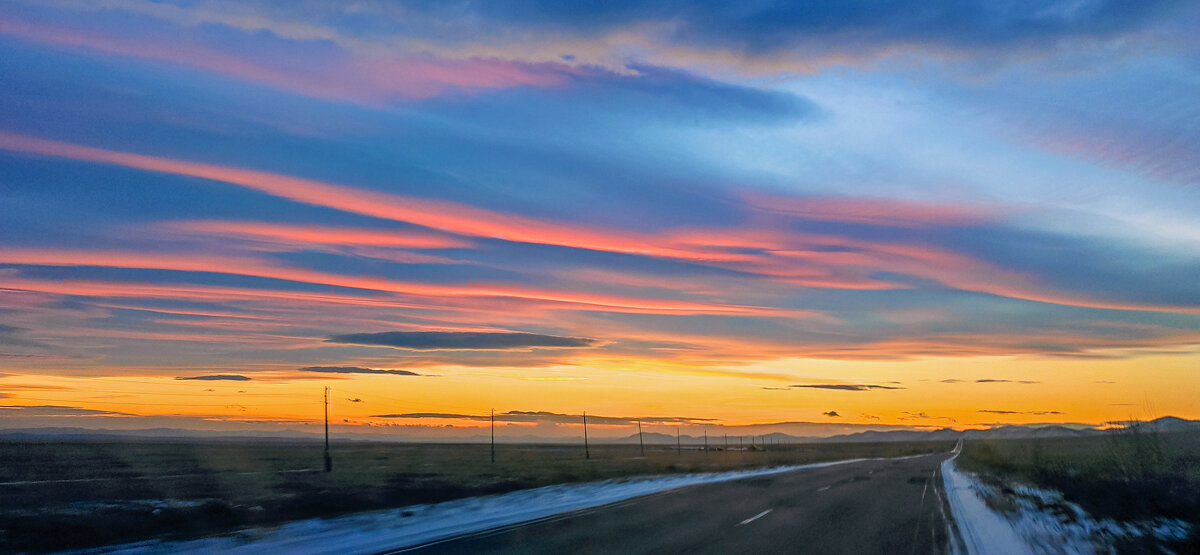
[611,424,1107,446]
[2,417,1197,444]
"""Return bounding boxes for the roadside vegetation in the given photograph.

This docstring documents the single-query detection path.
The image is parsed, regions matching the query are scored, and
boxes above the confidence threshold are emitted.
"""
[0,438,952,552]
[957,428,1200,552]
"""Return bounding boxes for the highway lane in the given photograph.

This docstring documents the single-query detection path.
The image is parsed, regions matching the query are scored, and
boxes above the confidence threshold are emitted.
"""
[397,452,957,554]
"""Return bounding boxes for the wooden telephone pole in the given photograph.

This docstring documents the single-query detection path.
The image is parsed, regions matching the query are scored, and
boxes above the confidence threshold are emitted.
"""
[583,411,590,460]
[676,427,681,454]
[490,408,495,464]
[323,386,332,473]
[637,419,645,457]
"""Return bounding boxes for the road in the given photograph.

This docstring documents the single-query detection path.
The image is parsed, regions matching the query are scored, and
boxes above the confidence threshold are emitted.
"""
[396,452,957,554]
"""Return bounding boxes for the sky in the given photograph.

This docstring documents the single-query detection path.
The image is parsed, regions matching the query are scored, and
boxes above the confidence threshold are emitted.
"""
[1,0,1198,439]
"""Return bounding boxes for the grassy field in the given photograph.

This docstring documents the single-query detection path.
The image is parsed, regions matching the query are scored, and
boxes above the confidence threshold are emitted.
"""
[0,438,953,552]
[957,429,1200,551]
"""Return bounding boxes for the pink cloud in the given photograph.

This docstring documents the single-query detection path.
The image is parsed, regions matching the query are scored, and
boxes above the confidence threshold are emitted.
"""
[165,221,470,249]
[0,16,572,103]
[3,132,1196,316]
[0,248,780,316]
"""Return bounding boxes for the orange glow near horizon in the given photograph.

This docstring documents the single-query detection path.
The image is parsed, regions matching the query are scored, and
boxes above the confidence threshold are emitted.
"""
[3,352,1197,437]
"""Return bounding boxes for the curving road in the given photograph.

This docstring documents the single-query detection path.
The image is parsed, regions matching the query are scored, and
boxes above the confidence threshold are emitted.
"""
[394,452,957,555]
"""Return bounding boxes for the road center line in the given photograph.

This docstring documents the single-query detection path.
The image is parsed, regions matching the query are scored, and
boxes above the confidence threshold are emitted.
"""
[817,485,831,492]
[737,509,772,526]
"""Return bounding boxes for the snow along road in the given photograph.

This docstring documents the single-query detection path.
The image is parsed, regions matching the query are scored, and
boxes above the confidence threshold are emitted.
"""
[940,441,1193,554]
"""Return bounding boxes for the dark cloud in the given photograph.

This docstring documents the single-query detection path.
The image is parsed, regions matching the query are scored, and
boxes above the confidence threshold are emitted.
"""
[174,374,252,381]
[574,64,821,124]
[402,0,1187,57]
[0,324,48,348]
[900,411,956,423]
[823,411,840,417]
[326,331,599,351]
[0,404,133,417]
[978,410,1064,415]
[789,384,905,391]
[299,366,420,376]
[943,378,1040,384]
[369,410,716,426]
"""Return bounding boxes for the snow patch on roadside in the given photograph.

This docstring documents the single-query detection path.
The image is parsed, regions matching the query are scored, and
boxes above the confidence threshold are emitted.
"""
[942,453,1191,555]
[93,458,869,555]
[942,453,1030,555]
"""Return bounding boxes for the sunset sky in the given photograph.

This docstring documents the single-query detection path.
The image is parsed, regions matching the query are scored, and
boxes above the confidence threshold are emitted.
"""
[1,1,1198,439]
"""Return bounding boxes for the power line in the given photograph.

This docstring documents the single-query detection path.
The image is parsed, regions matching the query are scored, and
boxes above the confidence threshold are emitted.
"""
[13,387,298,398]
[7,396,301,407]
[333,387,485,414]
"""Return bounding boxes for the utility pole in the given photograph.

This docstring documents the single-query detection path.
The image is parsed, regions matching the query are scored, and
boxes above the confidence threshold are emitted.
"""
[637,419,645,457]
[583,411,590,460]
[323,386,332,473]
[703,430,708,455]
[724,433,728,451]
[490,408,495,464]
[676,427,681,455]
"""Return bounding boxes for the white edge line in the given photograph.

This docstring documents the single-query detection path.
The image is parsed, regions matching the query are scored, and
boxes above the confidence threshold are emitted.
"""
[737,509,772,526]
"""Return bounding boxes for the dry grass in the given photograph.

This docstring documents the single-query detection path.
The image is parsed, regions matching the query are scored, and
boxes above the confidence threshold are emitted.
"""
[957,429,1200,551]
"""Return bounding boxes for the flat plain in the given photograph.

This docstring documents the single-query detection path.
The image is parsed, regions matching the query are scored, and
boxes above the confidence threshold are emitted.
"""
[0,438,953,552]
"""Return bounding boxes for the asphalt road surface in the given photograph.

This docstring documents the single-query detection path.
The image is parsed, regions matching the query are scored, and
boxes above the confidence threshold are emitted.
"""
[396,452,957,555]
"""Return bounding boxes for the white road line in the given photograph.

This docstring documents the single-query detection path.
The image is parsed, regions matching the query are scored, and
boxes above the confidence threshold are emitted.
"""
[817,485,831,492]
[737,509,772,526]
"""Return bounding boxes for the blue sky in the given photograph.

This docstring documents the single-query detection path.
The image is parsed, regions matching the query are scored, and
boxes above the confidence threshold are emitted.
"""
[0,0,1197,433]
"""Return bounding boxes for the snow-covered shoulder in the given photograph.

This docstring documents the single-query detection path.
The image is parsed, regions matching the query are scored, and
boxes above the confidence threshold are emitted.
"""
[941,451,1032,555]
[93,458,870,555]
[941,448,1191,555]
